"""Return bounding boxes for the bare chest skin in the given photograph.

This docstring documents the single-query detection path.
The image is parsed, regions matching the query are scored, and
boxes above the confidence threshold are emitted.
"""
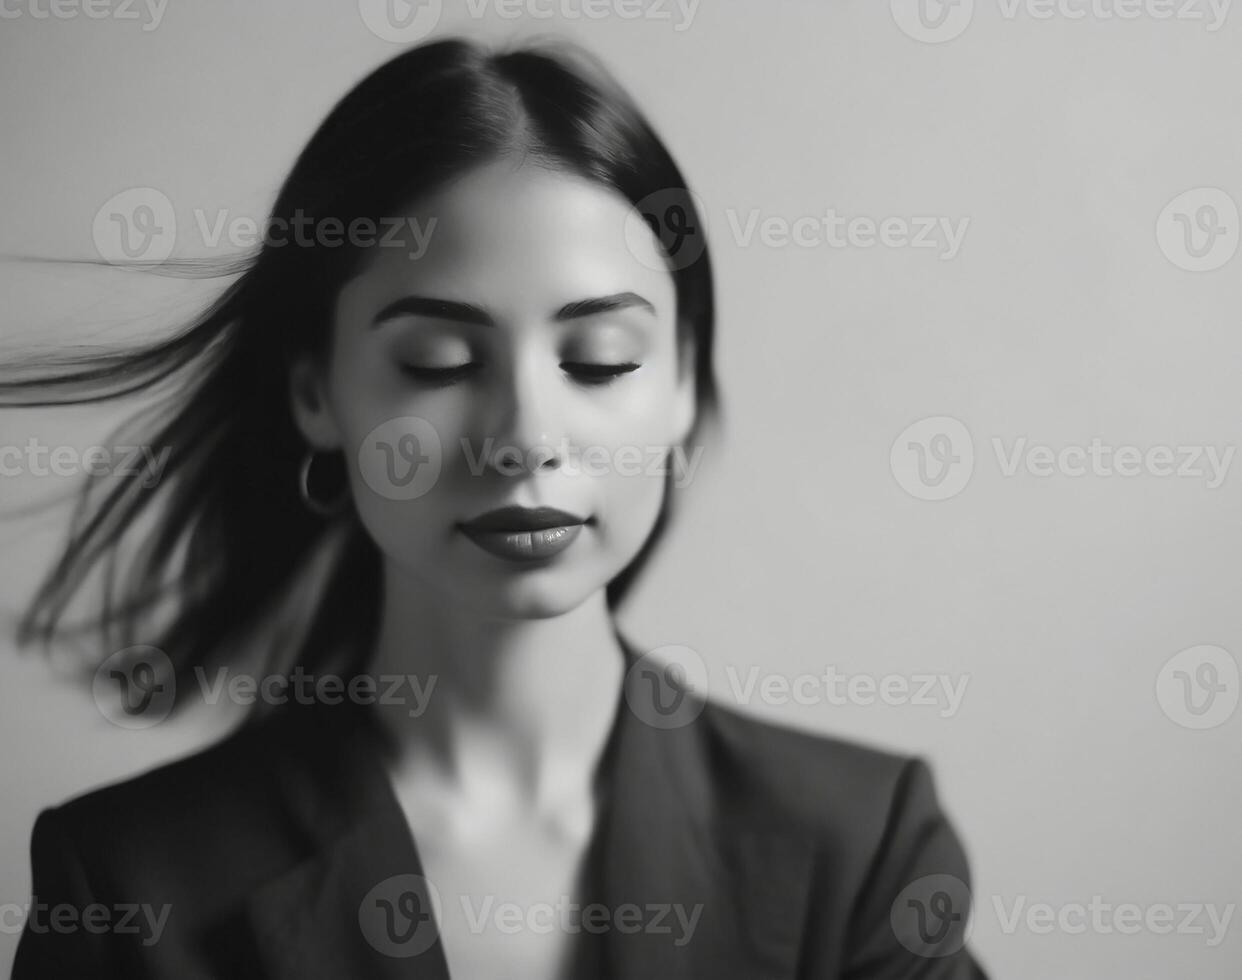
[388,767,601,980]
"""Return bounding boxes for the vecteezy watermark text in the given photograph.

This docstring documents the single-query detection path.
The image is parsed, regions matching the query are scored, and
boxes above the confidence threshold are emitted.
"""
[0,440,169,487]
[0,901,171,946]
[724,665,970,718]
[462,439,705,486]
[357,873,703,959]
[193,667,439,716]
[725,209,970,261]
[93,188,442,265]
[892,0,1231,44]
[991,437,1233,488]
[92,649,442,729]
[891,417,1234,501]
[357,418,707,503]
[459,896,703,946]
[0,0,168,30]
[357,0,702,44]
[992,896,1234,946]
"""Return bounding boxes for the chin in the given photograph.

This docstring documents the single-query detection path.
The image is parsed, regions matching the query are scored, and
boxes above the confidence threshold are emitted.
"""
[464,576,603,621]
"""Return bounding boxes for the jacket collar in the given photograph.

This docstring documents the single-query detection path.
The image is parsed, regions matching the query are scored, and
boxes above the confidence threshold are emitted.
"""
[242,633,815,979]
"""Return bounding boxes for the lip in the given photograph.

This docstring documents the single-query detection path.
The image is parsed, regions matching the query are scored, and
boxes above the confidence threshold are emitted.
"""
[460,506,588,533]
[458,506,589,563]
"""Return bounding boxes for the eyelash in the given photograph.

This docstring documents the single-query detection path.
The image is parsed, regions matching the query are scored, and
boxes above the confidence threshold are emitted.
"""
[400,362,641,387]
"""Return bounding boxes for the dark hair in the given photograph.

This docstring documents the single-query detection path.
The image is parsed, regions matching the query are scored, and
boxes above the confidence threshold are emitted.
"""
[0,37,719,713]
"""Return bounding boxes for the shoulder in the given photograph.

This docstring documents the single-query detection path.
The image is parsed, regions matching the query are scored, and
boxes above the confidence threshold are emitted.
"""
[697,695,939,833]
[14,708,338,976]
[27,706,324,903]
[694,698,985,975]
[53,708,293,827]
[695,697,974,909]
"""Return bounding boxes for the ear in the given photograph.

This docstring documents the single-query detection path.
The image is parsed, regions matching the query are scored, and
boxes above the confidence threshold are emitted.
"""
[288,356,343,450]
[671,333,697,448]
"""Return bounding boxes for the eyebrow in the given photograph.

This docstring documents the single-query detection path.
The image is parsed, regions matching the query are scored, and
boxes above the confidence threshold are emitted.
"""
[371,291,657,328]
[554,292,657,321]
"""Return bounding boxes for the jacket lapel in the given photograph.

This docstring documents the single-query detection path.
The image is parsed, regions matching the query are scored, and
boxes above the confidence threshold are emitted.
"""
[599,650,815,979]
[240,636,815,980]
[242,702,452,979]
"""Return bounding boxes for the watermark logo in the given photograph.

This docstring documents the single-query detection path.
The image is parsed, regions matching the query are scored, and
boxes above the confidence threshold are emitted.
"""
[891,873,974,957]
[623,644,708,729]
[359,416,444,502]
[92,645,176,729]
[894,420,1235,500]
[891,416,974,501]
[1156,644,1238,730]
[625,188,709,273]
[891,0,975,43]
[94,190,443,265]
[1156,187,1239,272]
[92,187,176,264]
[359,874,443,957]
[357,0,443,42]
[628,194,970,265]
[359,424,705,499]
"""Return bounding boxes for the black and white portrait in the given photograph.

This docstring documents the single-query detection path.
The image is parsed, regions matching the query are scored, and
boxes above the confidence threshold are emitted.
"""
[1,2,1239,978]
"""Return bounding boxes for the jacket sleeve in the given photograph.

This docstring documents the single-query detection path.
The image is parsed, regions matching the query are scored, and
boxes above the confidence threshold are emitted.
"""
[841,757,989,980]
[11,806,117,980]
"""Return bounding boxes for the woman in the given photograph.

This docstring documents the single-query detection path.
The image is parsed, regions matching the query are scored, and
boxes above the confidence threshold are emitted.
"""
[7,37,988,979]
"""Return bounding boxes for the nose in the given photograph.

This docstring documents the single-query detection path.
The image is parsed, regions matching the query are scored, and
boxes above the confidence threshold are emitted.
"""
[484,348,567,477]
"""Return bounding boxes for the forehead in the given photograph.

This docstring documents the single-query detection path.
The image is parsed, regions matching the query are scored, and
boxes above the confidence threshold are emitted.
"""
[341,161,676,320]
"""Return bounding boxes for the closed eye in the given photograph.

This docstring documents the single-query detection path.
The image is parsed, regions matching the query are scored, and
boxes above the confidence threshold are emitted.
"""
[562,362,641,386]
[400,363,480,385]
[399,361,641,387]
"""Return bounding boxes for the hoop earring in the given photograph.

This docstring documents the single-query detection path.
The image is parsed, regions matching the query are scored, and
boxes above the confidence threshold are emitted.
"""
[298,450,350,517]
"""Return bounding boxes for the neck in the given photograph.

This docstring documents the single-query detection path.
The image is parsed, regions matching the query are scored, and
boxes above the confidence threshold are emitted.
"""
[366,559,628,808]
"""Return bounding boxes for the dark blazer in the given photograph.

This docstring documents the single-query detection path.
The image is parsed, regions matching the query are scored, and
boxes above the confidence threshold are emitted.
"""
[13,640,989,979]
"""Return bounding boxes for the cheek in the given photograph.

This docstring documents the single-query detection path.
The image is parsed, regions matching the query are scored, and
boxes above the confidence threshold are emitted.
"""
[324,357,465,559]
[580,355,685,447]
[578,384,681,552]
[595,464,667,555]
[343,453,452,568]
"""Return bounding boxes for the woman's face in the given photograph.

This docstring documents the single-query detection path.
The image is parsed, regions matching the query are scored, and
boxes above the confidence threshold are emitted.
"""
[291,160,694,618]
